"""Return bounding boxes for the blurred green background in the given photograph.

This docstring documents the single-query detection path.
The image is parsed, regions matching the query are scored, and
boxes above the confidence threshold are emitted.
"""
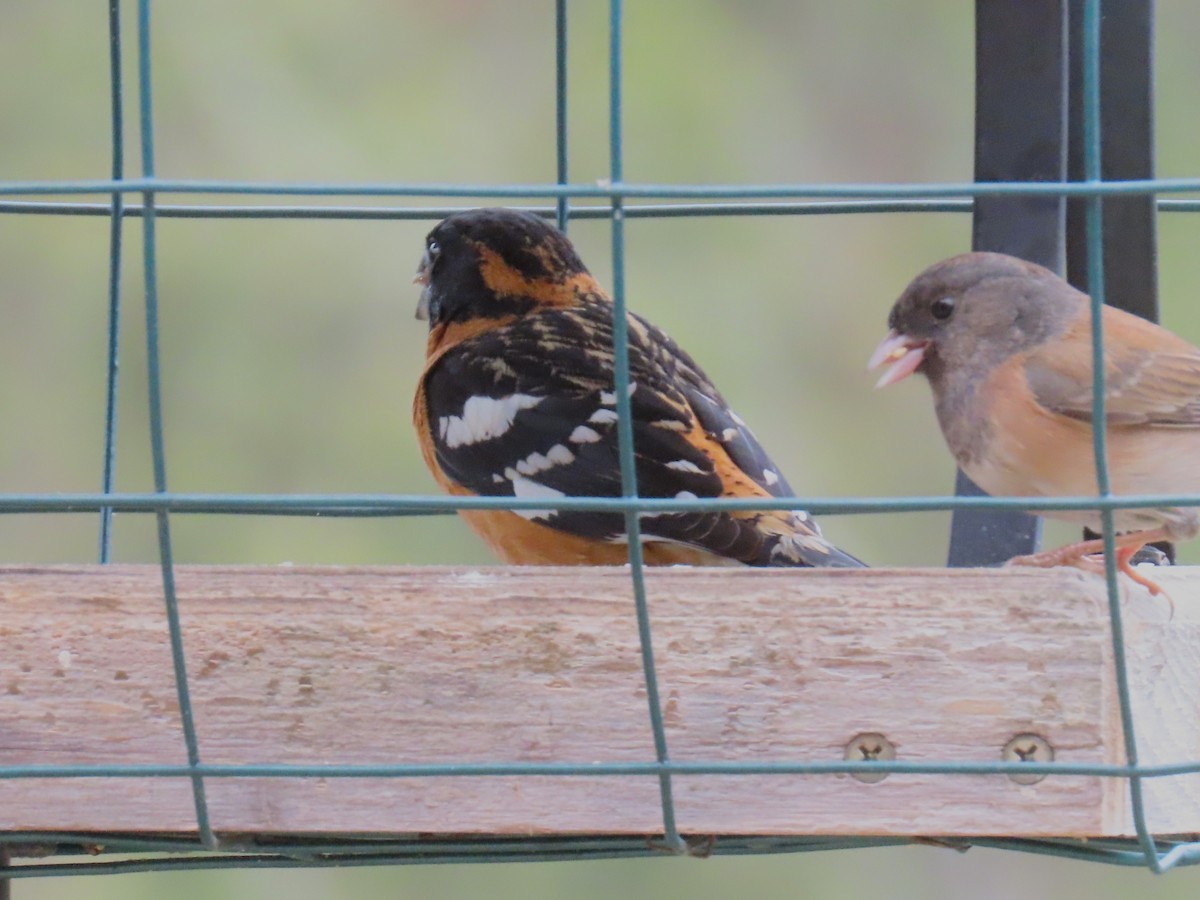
[4,0,1200,895]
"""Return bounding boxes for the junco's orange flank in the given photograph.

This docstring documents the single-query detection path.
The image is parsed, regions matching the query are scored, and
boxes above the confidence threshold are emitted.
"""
[869,251,1200,594]
[412,207,865,568]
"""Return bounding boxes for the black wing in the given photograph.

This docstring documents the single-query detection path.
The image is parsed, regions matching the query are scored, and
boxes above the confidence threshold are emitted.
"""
[422,299,862,567]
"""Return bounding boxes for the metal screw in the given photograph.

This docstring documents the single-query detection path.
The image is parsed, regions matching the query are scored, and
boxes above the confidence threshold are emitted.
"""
[845,732,895,783]
[1002,733,1054,784]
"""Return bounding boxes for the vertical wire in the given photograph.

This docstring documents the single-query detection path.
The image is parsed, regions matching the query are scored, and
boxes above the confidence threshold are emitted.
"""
[607,0,685,853]
[99,0,126,563]
[1080,0,1162,872]
[554,0,569,233]
[137,0,216,848]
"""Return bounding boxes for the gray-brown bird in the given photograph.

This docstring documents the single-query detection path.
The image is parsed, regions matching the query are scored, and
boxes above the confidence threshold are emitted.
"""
[868,251,1200,594]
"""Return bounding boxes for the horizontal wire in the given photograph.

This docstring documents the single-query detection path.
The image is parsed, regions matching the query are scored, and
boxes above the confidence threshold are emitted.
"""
[0,490,1196,516]
[0,834,683,855]
[6,837,1194,879]
[0,837,922,879]
[0,851,708,880]
[0,757,1197,779]
[3,198,1199,220]
[1,177,1200,200]
[3,834,1197,876]
[0,832,904,858]
[0,199,970,218]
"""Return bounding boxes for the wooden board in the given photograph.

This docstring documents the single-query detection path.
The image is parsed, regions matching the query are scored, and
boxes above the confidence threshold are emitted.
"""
[0,564,1197,839]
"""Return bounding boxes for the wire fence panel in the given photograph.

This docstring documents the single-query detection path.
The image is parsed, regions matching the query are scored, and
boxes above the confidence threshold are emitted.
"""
[1,0,1199,879]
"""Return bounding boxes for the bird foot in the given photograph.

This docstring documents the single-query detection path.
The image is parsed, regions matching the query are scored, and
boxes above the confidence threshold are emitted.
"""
[1006,540,1175,618]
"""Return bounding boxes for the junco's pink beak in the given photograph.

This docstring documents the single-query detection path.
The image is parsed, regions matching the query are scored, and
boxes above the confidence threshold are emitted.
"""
[868,330,930,388]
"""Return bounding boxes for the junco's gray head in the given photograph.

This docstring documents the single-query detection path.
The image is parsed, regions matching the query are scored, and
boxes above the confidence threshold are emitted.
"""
[869,252,1082,391]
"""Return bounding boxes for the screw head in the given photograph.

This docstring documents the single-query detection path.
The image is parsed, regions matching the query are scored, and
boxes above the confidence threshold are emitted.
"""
[844,732,895,783]
[1002,733,1054,784]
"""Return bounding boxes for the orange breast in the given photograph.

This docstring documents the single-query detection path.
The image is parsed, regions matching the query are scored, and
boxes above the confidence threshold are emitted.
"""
[456,500,741,566]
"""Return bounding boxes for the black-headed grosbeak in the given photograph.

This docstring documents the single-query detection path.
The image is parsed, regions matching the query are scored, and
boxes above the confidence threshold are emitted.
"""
[412,207,865,568]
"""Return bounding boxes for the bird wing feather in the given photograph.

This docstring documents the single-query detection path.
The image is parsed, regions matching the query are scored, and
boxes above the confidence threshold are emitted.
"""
[1023,305,1200,427]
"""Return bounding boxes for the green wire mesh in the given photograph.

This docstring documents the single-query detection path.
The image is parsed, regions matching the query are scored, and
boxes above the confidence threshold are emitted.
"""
[2,0,1200,878]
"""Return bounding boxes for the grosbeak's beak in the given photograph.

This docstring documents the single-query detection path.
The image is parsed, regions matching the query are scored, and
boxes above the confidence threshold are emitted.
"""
[414,248,434,320]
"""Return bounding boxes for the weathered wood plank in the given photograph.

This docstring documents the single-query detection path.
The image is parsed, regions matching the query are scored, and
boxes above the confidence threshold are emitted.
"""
[0,565,1196,838]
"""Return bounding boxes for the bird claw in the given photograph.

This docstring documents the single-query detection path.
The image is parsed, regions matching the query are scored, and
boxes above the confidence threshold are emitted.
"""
[1005,543,1175,619]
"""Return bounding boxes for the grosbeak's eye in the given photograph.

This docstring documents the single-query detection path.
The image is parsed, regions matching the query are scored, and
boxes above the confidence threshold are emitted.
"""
[931,296,956,320]
[427,239,441,259]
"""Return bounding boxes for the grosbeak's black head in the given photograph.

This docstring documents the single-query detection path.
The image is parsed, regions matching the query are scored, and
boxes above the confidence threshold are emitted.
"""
[414,208,595,328]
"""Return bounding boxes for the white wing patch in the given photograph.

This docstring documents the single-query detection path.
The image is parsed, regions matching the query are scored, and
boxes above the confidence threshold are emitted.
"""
[510,474,565,521]
[666,459,705,474]
[438,393,542,449]
[791,509,817,527]
[762,469,780,486]
[546,443,574,464]
[569,425,602,443]
[599,382,637,406]
[507,443,576,478]
[496,443,577,519]
[588,408,619,425]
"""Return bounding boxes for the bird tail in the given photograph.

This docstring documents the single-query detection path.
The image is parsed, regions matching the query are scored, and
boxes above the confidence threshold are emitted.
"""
[751,511,868,568]
[640,507,867,569]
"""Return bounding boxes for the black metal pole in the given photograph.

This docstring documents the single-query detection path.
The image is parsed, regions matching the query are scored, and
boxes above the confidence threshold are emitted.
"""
[1066,0,1157,320]
[948,0,1069,566]
[1065,0,1170,561]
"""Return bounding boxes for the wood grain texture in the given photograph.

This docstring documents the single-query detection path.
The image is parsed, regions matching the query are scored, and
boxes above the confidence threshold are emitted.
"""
[0,564,1196,839]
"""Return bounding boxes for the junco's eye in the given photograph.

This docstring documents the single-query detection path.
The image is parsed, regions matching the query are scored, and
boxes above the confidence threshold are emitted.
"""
[930,296,956,320]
